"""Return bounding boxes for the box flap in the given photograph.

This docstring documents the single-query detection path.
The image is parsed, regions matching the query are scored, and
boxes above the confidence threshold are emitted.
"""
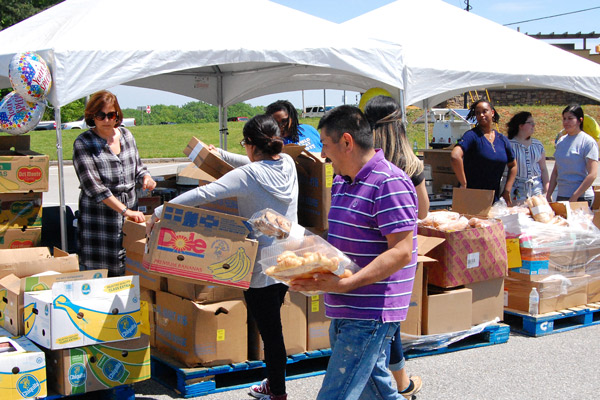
[417,235,445,256]
[183,137,234,178]
[178,163,216,182]
[282,144,307,159]
[451,187,494,217]
[0,273,20,295]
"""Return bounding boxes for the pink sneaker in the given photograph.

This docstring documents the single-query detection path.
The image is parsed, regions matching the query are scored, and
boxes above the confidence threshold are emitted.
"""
[249,378,271,398]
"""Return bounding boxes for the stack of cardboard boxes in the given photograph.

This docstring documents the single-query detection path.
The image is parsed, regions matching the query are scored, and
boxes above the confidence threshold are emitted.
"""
[0,136,49,249]
[502,200,599,314]
[415,188,507,335]
[0,247,150,397]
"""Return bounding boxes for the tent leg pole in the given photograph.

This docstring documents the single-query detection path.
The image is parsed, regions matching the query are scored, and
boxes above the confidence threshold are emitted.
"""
[54,107,68,251]
[424,98,429,149]
[399,88,408,136]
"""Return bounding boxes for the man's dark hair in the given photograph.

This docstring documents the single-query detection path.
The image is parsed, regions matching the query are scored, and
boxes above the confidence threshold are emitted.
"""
[318,105,373,149]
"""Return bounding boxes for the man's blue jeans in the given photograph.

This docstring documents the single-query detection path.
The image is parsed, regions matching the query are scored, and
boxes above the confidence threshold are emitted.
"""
[317,318,403,400]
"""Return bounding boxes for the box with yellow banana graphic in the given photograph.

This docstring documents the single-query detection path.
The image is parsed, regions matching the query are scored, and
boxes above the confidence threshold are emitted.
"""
[0,269,107,336]
[144,203,258,289]
[0,136,49,194]
[0,327,47,400]
[44,335,150,395]
[23,275,141,350]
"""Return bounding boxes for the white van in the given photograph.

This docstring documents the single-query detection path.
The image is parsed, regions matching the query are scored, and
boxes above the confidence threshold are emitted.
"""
[303,105,334,118]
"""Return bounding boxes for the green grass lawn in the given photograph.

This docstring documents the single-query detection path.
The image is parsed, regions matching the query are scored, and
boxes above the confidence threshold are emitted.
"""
[26,105,600,160]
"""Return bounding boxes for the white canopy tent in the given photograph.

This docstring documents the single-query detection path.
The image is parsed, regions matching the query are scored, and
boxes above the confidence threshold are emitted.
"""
[344,0,600,142]
[0,0,404,249]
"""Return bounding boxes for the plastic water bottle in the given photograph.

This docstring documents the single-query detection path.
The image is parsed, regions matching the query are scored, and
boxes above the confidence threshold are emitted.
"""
[413,140,418,155]
[528,287,539,316]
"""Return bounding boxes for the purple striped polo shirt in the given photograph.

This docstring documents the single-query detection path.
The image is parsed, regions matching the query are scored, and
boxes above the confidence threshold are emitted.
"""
[325,149,418,322]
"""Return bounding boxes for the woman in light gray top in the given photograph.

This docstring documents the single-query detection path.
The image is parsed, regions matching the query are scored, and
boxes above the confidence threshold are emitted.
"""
[148,115,297,399]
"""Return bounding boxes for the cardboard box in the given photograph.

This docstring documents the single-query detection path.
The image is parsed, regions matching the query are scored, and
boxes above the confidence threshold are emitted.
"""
[137,196,162,215]
[588,276,600,303]
[422,149,455,174]
[125,251,167,292]
[0,269,107,336]
[504,275,588,314]
[155,291,247,367]
[465,277,504,325]
[0,192,43,229]
[177,163,239,215]
[451,187,494,217]
[183,137,234,179]
[0,328,47,399]
[0,227,41,249]
[248,292,307,360]
[144,203,258,289]
[401,263,424,336]
[139,288,156,347]
[304,294,330,351]
[418,218,508,288]
[0,247,79,279]
[166,278,244,302]
[430,171,459,194]
[283,145,332,230]
[423,286,472,335]
[23,276,141,350]
[45,335,150,395]
[0,136,49,193]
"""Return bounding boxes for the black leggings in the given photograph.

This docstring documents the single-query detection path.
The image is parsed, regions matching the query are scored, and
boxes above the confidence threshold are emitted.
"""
[244,284,288,396]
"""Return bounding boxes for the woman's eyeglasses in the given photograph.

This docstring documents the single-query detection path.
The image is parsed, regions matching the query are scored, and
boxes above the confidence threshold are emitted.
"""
[94,111,118,121]
[240,139,247,147]
[525,121,536,126]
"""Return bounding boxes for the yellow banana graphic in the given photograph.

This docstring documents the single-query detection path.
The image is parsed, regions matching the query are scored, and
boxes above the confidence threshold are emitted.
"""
[0,176,19,192]
[83,345,150,387]
[30,282,49,291]
[23,302,37,336]
[53,295,140,342]
[0,288,7,325]
[207,248,251,282]
[91,341,151,366]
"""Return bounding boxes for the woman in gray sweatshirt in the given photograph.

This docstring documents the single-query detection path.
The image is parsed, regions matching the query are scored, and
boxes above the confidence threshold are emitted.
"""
[149,114,298,400]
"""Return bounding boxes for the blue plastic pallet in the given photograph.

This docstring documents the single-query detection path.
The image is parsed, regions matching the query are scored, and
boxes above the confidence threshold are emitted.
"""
[42,384,135,400]
[404,323,510,360]
[151,349,331,398]
[504,302,600,337]
[151,324,509,397]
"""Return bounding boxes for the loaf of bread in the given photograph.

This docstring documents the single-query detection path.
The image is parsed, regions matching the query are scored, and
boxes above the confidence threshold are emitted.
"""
[252,210,292,239]
[265,250,351,282]
[525,195,554,223]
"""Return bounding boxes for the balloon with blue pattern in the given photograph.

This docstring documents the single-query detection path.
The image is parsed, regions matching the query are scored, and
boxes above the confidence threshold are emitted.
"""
[8,52,52,102]
[0,91,46,135]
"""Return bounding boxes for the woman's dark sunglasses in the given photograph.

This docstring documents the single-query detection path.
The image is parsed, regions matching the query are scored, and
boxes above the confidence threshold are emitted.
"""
[94,111,118,121]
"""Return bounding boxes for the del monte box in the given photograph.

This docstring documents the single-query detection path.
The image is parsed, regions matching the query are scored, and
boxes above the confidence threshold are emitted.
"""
[144,203,258,289]
[0,136,49,193]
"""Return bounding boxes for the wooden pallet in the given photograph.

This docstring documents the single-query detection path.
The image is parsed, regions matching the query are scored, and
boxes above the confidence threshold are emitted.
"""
[151,323,509,397]
[504,302,600,337]
[42,384,135,400]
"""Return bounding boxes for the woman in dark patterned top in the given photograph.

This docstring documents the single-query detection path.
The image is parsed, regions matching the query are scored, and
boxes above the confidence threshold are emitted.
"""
[73,90,156,276]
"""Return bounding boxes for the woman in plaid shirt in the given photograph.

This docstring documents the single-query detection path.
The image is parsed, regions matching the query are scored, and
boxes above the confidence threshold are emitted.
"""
[73,90,156,276]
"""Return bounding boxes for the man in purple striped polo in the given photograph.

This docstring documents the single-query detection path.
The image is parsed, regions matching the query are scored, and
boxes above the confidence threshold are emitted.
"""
[290,105,418,400]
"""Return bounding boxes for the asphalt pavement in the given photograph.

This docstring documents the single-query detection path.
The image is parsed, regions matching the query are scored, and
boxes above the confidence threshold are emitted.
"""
[45,160,600,399]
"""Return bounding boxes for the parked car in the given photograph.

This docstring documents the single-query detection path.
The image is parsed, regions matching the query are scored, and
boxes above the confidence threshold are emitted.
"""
[227,116,249,122]
[62,117,136,130]
[302,106,334,118]
[34,121,57,130]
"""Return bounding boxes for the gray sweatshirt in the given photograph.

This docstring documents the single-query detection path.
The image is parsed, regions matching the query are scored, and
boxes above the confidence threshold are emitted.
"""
[153,149,298,288]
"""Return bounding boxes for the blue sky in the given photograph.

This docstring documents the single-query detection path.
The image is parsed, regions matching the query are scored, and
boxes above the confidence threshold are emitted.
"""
[111,0,600,109]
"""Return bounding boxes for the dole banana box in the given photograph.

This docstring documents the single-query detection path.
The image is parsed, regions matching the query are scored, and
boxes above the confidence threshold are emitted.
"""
[0,136,49,194]
[0,269,107,336]
[0,327,47,400]
[44,335,150,396]
[23,276,141,350]
[144,203,258,289]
